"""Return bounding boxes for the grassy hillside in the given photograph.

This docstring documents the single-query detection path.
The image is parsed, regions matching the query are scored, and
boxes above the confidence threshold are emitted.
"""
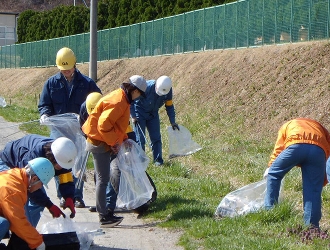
[1,40,330,249]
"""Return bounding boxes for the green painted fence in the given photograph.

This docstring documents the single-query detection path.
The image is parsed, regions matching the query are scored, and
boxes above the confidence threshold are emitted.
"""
[0,0,329,68]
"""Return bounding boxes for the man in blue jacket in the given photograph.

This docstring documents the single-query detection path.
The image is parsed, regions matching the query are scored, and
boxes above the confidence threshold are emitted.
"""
[0,134,77,227]
[130,75,179,166]
[38,47,102,208]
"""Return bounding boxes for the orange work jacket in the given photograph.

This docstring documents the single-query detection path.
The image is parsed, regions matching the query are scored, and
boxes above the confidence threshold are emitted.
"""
[0,168,43,249]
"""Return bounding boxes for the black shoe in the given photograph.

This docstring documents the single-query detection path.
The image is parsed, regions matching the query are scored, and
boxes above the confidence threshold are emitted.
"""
[59,198,65,208]
[74,198,86,208]
[89,206,97,212]
[99,213,123,228]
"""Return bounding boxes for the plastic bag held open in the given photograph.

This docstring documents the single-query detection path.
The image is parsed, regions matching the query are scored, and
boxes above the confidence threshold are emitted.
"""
[40,113,87,178]
[167,124,202,159]
[215,178,284,218]
[115,139,154,210]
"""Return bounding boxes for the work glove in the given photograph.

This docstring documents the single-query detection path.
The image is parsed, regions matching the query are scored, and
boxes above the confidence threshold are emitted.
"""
[39,114,49,124]
[63,197,76,218]
[263,168,269,179]
[48,204,65,218]
[172,123,180,131]
[36,242,46,250]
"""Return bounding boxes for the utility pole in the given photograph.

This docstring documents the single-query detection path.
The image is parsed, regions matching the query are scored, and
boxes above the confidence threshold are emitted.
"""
[89,0,97,81]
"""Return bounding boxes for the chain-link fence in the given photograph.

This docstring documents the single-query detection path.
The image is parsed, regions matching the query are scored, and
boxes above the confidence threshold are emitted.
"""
[0,0,329,68]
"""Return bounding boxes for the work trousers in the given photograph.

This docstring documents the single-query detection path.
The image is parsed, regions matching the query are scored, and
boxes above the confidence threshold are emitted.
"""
[265,143,325,227]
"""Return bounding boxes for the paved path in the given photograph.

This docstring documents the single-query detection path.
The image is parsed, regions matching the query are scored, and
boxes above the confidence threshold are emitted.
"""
[0,116,183,250]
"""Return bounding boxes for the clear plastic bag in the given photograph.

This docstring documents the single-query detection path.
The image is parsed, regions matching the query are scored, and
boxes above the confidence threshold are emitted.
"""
[39,214,103,250]
[167,124,202,159]
[215,178,284,218]
[115,139,154,209]
[41,113,87,178]
[0,96,7,107]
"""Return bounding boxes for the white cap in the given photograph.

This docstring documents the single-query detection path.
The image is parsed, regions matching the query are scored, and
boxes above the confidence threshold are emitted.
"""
[129,75,147,93]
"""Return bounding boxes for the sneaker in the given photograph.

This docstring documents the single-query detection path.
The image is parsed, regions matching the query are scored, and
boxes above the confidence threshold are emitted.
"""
[154,161,163,166]
[99,213,123,228]
[59,197,65,208]
[89,206,97,212]
[74,198,86,208]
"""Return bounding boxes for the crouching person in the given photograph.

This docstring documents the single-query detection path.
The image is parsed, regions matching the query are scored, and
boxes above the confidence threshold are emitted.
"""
[0,157,55,250]
[0,134,78,227]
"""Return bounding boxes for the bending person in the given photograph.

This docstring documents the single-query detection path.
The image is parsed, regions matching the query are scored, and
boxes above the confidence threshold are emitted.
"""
[130,75,179,166]
[0,157,54,250]
[82,75,147,227]
[0,134,77,226]
[264,118,330,228]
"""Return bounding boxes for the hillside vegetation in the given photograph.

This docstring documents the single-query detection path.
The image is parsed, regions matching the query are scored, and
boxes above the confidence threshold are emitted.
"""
[1,40,330,138]
[1,40,330,248]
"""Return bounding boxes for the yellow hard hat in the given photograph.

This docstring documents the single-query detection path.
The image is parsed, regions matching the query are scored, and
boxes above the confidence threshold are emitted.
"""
[86,92,102,114]
[56,47,76,70]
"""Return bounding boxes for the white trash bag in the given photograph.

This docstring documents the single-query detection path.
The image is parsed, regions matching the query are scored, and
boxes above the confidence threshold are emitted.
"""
[116,139,154,210]
[167,124,202,159]
[215,178,284,218]
[0,96,7,107]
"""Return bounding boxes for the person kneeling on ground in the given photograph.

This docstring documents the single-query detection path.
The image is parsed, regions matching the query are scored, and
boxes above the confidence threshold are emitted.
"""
[0,157,55,250]
[0,134,78,227]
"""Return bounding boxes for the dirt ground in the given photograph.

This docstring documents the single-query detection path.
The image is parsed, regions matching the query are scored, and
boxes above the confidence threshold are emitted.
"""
[1,40,330,248]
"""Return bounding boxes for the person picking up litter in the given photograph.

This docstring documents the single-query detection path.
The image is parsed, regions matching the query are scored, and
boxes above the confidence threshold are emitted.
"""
[82,75,147,227]
[0,134,78,227]
[0,157,55,250]
[263,118,330,228]
[130,75,179,166]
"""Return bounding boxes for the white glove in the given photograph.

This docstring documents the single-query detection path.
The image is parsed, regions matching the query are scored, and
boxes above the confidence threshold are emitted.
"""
[39,114,49,124]
[36,242,46,250]
[263,168,269,179]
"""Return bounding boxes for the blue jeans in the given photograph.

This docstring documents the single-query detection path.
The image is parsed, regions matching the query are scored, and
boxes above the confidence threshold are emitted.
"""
[0,158,44,227]
[265,143,325,227]
[106,181,117,211]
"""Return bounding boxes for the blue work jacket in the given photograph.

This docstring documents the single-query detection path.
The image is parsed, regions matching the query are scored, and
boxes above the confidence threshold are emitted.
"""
[130,80,176,124]
[0,134,74,208]
[38,69,101,116]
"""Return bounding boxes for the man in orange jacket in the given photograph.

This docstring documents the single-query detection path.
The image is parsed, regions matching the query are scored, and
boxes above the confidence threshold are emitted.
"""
[264,118,330,228]
[82,75,147,227]
[0,157,55,250]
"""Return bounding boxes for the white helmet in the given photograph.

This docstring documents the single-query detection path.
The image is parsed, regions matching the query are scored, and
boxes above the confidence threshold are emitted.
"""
[51,137,77,170]
[155,76,172,96]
